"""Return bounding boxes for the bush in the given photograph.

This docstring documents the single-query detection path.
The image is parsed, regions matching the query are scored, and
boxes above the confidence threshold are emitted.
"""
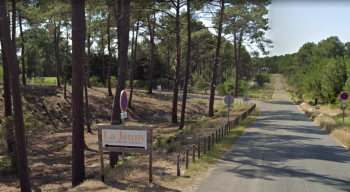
[90,76,101,87]
[255,73,270,87]
[216,84,226,95]
[107,76,117,87]
[0,152,17,175]
[224,81,235,94]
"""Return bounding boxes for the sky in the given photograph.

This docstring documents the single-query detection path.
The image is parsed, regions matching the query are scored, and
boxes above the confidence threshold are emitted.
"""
[265,0,350,56]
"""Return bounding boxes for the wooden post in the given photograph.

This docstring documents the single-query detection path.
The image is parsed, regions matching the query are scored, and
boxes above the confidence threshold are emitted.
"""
[186,148,189,169]
[216,130,218,143]
[222,127,223,138]
[149,130,153,183]
[204,138,206,154]
[208,136,210,151]
[177,154,180,176]
[192,144,195,163]
[219,129,221,141]
[100,150,104,182]
[122,152,125,180]
[212,133,214,147]
[198,141,200,159]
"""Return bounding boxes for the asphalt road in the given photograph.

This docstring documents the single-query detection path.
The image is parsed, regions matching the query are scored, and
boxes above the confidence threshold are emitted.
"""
[196,76,350,192]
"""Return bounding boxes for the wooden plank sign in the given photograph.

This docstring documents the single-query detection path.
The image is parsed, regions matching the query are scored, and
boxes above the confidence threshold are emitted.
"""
[98,124,153,183]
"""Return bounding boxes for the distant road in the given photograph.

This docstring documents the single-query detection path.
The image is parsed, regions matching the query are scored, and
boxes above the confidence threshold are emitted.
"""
[196,76,350,192]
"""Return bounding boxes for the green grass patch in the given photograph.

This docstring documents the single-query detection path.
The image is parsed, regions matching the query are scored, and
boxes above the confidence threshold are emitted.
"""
[188,108,261,173]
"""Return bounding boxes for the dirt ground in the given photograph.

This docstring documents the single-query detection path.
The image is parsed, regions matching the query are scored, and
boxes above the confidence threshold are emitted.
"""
[0,85,252,192]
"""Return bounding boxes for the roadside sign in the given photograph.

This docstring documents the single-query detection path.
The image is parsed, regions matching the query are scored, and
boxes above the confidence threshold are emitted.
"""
[101,129,147,149]
[120,90,128,112]
[121,112,127,119]
[340,92,349,101]
[224,95,234,105]
[243,93,250,102]
[98,125,153,183]
[157,85,161,92]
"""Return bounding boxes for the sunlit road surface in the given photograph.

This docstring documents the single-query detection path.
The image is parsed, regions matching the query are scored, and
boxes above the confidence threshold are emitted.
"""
[196,76,350,192]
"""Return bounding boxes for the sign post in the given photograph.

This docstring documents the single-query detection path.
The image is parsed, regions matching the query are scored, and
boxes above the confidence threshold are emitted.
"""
[243,93,250,106]
[224,95,234,124]
[119,90,128,179]
[120,90,128,126]
[98,125,153,182]
[340,92,349,125]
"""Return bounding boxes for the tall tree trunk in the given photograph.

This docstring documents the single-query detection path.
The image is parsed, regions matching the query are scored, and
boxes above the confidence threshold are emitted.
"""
[110,0,130,167]
[54,22,62,87]
[129,26,134,107]
[208,0,224,117]
[12,0,16,49]
[147,13,155,94]
[0,2,31,191]
[0,27,15,154]
[86,34,91,88]
[129,18,139,108]
[179,0,191,130]
[85,70,91,133]
[64,20,69,99]
[107,12,112,96]
[71,0,86,186]
[102,35,105,87]
[234,28,244,97]
[19,11,26,85]
[172,0,181,123]
[64,74,68,99]
[86,15,91,88]
[167,44,170,90]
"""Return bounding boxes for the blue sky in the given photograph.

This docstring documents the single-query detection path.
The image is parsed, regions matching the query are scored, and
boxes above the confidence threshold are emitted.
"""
[266,0,350,56]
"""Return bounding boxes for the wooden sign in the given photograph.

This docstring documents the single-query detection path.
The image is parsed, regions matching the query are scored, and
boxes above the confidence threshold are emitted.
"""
[98,124,153,183]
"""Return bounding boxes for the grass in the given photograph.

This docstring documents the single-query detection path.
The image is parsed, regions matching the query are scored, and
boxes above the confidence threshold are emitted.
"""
[188,108,260,172]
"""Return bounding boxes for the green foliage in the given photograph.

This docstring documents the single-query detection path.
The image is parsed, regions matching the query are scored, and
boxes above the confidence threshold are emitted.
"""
[107,76,117,87]
[63,115,68,120]
[48,144,53,149]
[50,131,54,134]
[216,84,226,95]
[224,81,235,94]
[255,73,270,87]
[67,105,71,109]
[90,76,101,87]
[0,153,17,175]
[56,101,61,106]
[238,77,250,95]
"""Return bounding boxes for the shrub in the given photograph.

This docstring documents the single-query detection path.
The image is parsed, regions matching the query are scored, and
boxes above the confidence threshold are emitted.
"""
[255,73,270,87]
[224,81,235,94]
[110,76,117,87]
[90,76,101,87]
[56,101,60,106]
[0,152,17,175]
[216,84,226,95]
